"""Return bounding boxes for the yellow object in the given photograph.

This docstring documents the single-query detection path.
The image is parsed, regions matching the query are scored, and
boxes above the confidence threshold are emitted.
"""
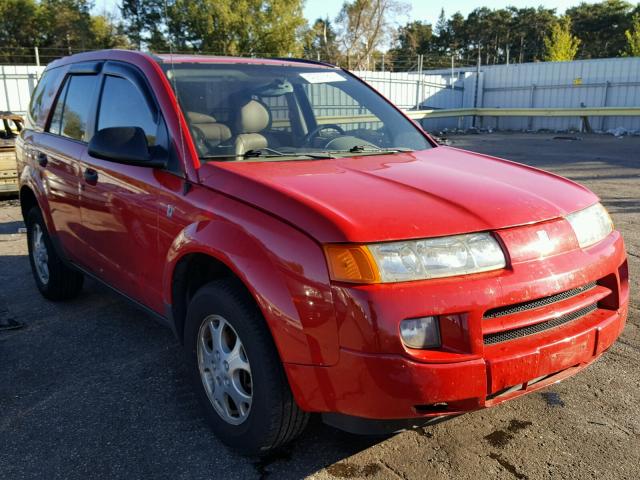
[324,244,380,283]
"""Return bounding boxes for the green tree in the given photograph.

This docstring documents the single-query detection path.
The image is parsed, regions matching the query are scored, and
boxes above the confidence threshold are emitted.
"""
[507,7,557,63]
[336,0,408,69]
[120,0,166,50]
[625,14,640,56]
[388,21,433,59]
[0,0,39,63]
[567,0,635,58]
[545,17,581,61]
[399,6,555,66]
[168,0,305,56]
[303,18,341,63]
[255,0,307,56]
[37,0,96,54]
[464,7,492,63]
[444,12,467,58]
[91,13,130,49]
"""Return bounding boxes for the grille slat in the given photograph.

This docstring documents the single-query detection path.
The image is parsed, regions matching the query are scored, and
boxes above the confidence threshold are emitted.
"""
[483,282,597,319]
[484,303,597,345]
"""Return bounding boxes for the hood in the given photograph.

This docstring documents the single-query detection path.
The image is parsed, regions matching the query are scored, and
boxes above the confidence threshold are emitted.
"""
[198,147,598,243]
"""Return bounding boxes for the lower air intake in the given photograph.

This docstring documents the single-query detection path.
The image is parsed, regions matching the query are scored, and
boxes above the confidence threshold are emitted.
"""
[484,303,598,345]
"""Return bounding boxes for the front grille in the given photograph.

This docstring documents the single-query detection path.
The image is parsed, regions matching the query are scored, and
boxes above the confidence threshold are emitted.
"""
[483,282,597,319]
[484,303,597,345]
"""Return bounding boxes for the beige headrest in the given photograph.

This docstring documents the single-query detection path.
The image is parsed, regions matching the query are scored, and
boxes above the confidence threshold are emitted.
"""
[187,111,217,124]
[239,100,270,133]
[198,123,231,143]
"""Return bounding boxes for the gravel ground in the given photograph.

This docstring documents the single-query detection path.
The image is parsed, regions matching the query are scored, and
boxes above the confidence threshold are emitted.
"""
[0,132,638,480]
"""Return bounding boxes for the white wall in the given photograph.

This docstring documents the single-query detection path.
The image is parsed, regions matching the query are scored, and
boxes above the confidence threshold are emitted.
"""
[0,65,45,115]
[355,70,467,130]
[478,57,640,132]
[358,57,640,132]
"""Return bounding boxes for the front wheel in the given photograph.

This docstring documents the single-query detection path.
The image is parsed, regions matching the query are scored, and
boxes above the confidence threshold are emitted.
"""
[184,280,309,455]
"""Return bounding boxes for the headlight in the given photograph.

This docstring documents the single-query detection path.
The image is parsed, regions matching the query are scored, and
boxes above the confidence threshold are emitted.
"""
[566,203,613,248]
[324,232,506,283]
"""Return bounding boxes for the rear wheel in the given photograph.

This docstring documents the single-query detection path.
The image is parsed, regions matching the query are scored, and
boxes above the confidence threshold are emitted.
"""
[184,280,309,455]
[26,207,83,300]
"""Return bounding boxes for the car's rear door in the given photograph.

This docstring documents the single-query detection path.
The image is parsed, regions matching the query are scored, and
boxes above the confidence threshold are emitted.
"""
[37,65,101,263]
[79,61,173,304]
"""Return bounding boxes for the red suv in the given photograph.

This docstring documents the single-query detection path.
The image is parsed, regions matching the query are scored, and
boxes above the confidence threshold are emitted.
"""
[17,50,629,455]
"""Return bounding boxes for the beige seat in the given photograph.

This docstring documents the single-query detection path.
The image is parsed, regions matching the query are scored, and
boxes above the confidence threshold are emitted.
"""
[186,111,232,146]
[234,100,270,159]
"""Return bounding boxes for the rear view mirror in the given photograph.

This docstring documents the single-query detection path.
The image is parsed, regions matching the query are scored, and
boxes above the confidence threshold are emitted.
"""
[88,127,166,168]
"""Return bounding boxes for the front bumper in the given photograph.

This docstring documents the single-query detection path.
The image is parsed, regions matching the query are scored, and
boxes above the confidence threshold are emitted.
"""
[285,229,629,422]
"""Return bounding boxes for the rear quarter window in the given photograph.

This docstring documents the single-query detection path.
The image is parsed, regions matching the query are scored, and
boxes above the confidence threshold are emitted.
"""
[26,67,64,132]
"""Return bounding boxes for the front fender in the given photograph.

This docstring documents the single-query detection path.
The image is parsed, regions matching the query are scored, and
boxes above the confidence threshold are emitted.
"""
[162,215,339,366]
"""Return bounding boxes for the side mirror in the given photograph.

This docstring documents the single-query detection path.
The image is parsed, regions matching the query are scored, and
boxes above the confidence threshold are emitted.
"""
[88,127,166,168]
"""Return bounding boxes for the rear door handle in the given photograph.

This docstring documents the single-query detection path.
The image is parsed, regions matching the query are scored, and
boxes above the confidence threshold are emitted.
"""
[83,168,98,185]
[37,152,48,167]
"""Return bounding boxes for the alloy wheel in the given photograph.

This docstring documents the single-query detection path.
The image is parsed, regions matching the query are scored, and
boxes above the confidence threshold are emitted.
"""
[197,315,253,425]
[31,223,49,285]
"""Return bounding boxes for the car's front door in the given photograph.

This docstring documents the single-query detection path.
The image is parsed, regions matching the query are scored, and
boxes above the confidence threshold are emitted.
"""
[79,62,172,304]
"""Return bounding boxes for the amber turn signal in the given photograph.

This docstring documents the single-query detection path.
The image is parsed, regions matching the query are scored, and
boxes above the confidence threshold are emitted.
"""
[324,244,381,283]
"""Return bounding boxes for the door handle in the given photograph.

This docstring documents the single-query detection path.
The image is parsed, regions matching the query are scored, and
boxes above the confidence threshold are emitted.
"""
[83,168,99,185]
[37,152,48,167]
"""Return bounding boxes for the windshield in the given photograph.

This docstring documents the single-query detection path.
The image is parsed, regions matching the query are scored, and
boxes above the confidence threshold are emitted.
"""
[162,62,432,161]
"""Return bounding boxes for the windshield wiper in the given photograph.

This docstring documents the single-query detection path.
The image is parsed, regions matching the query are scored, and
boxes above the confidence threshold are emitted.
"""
[243,147,286,158]
[331,146,414,155]
[201,146,412,162]
[349,144,382,153]
[199,148,336,162]
[279,150,337,159]
[246,148,336,160]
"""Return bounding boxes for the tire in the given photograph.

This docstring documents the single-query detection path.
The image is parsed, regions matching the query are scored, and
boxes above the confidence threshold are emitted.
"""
[184,279,310,455]
[26,207,84,300]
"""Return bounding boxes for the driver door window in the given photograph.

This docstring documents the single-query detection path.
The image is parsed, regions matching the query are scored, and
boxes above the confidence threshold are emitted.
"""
[97,76,158,145]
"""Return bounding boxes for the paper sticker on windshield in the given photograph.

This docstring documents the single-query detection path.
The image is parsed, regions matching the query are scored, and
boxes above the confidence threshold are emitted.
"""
[299,72,346,84]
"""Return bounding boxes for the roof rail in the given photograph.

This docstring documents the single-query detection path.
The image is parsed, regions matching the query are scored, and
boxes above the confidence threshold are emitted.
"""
[273,57,337,68]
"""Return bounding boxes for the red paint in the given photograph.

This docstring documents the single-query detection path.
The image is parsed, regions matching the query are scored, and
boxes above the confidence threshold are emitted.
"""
[17,50,629,422]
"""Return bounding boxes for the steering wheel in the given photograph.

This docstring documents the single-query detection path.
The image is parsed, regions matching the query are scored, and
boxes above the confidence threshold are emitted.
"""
[302,124,345,147]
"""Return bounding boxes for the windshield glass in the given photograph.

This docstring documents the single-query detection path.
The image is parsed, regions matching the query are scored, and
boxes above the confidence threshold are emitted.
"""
[162,62,432,161]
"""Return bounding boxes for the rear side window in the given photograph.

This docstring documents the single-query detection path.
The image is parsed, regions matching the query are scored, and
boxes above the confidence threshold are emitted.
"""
[27,67,64,131]
[48,75,100,142]
[97,76,158,145]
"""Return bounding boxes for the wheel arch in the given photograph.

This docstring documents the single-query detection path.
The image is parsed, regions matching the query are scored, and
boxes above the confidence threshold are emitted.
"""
[19,185,39,220]
[19,177,55,237]
[163,219,339,366]
[169,251,254,346]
